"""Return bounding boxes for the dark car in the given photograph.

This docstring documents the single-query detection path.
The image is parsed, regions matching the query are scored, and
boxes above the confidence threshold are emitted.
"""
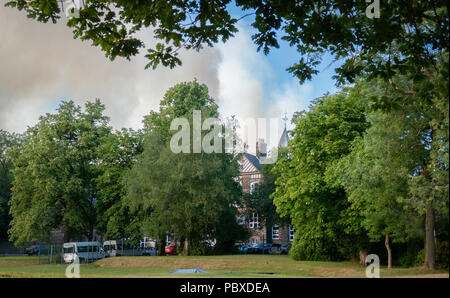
[248,243,272,254]
[262,243,272,254]
[164,244,176,255]
[247,243,261,254]
[271,243,281,254]
[280,243,291,254]
[25,245,49,256]
[236,243,250,254]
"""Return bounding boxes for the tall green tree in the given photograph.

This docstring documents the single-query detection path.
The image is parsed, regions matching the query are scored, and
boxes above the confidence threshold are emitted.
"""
[331,111,423,269]
[95,128,145,242]
[333,57,448,269]
[272,88,369,261]
[125,81,246,255]
[8,100,111,245]
[0,130,21,239]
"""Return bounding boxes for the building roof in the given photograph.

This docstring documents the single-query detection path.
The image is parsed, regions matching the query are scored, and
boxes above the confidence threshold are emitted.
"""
[278,127,289,148]
[243,153,262,171]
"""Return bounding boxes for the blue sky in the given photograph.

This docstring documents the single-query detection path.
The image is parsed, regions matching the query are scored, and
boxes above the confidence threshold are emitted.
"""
[228,3,341,101]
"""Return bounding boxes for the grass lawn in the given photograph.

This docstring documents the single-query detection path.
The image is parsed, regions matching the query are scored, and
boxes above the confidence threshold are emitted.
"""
[0,255,447,278]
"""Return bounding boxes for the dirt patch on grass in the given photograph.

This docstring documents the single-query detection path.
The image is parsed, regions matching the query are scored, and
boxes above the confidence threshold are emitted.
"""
[97,256,263,270]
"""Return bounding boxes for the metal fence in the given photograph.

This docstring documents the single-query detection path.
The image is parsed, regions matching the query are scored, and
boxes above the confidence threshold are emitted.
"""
[0,245,65,264]
[0,244,157,265]
[0,247,26,257]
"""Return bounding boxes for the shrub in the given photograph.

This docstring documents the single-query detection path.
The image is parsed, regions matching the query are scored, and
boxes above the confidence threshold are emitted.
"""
[436,241,449,269]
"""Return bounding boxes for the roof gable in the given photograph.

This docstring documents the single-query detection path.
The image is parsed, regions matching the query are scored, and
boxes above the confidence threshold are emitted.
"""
[240,153,262,173]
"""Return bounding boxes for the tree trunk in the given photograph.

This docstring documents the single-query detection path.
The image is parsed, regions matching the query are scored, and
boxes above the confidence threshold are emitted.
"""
[158,236,164,256]
[359,250,368,266]
[87,226,94,242]
[424,205,436,270]
[385,233,392,269]
[63,226,72,243]
[184,238,190,256]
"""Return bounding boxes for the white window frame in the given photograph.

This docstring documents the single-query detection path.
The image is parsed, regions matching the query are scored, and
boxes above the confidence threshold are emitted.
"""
[289,225,295,242]
[272,225,280,240]
[249,182,258,194]
[248,213,260,229]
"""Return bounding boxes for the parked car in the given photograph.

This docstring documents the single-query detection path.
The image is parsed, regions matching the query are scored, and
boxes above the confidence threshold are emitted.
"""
[25,245,48,256]
[164,243,176,255]
[247,243,272,254]
[236,243,250,254]
[63,242,106,264]
[247,243,259,254]
[142,247,157,256]
[262,243,272,254]
[280,243,291,254]
[271,243,281,254]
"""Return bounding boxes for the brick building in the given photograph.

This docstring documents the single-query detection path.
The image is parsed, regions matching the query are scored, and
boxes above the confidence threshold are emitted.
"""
[238,127,295,245]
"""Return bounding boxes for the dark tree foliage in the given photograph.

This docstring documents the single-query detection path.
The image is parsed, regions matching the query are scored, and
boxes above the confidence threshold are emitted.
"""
[94,128,145,242]
[0,130,22,239]
[5,1,448,85]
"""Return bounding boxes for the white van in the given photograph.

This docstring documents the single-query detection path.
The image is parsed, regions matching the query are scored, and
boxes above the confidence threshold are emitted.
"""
[103,240,122,257]
[63,242,106,264]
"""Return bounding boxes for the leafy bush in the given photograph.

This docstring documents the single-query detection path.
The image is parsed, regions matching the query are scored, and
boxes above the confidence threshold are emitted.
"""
[436,241,449,269]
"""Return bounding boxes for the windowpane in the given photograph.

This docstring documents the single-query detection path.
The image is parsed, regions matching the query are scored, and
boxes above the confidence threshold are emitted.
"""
[272,225,280,240]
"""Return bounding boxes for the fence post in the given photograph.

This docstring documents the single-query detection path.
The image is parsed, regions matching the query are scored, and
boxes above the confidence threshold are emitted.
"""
[38,247,40,265]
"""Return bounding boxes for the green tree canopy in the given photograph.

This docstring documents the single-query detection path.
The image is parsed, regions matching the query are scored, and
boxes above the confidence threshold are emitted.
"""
[331,56,448,269]
[0,130,22,238]
[272,87,369,261]
[94,128,145,242]
[8,100,111,245]
[125,81,247,255]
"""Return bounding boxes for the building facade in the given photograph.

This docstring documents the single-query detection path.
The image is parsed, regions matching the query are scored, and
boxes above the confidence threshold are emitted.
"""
[238,127,294,245]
